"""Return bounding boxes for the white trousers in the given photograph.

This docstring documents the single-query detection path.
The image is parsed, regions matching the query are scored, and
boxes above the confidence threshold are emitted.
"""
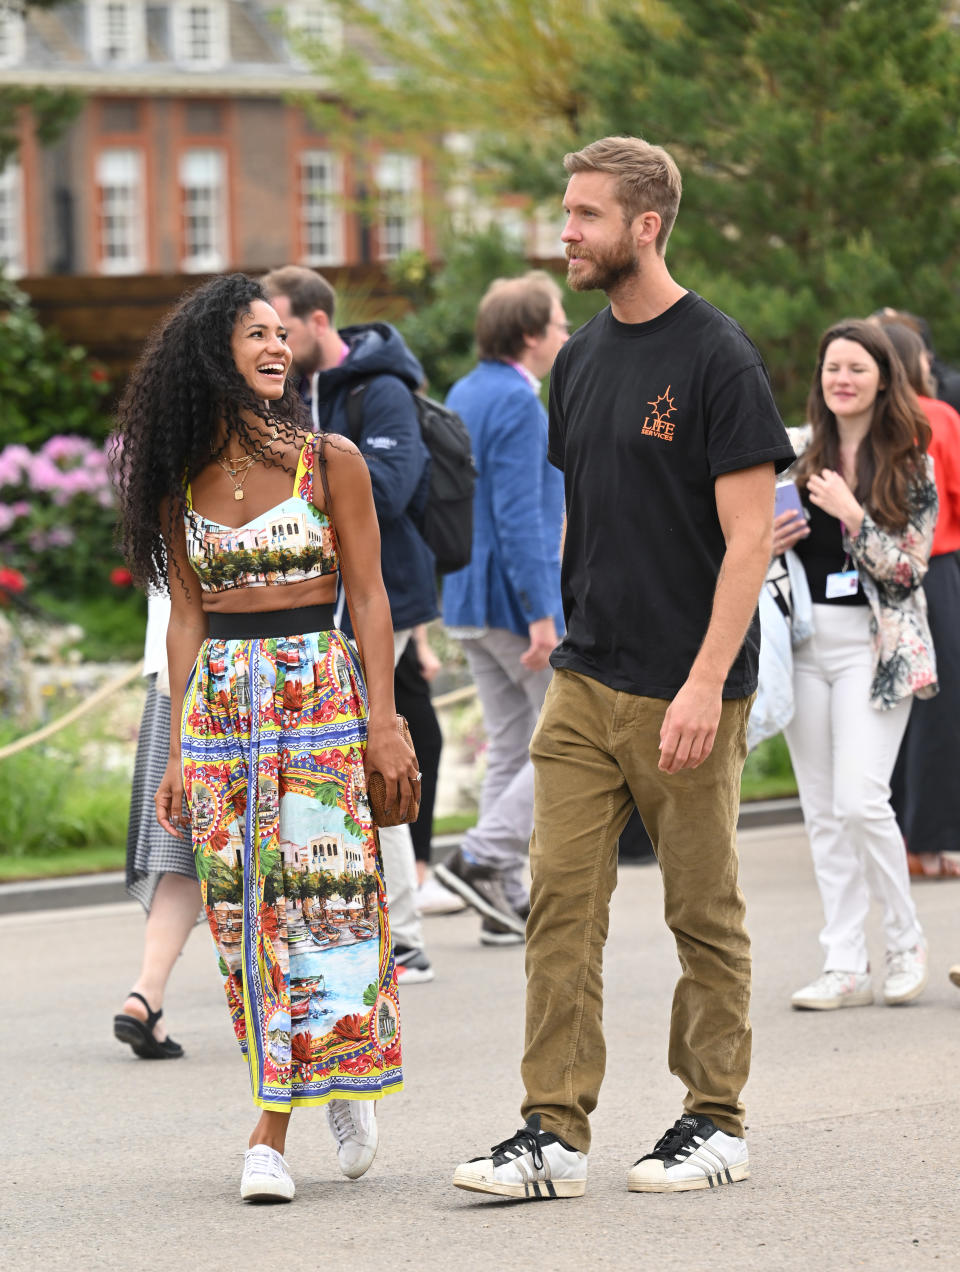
[783,604,923,973]
[376,629,424,953]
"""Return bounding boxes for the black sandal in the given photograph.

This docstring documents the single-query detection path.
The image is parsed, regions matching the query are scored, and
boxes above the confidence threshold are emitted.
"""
[113,991,184,1060]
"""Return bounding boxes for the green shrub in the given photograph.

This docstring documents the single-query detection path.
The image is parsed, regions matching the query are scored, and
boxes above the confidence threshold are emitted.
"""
[0,276,113,447]
[741,734,797,801]
[0,728,130,856]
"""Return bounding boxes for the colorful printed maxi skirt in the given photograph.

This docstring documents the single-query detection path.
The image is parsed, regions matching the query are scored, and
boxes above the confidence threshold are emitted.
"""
[181,623,402,1111]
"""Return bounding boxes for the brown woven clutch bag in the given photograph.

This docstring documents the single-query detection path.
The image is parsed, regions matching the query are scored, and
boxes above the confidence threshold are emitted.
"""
[366,714,421,828]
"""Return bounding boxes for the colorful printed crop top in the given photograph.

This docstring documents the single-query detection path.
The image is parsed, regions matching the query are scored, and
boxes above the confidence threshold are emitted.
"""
[185,442,337,593]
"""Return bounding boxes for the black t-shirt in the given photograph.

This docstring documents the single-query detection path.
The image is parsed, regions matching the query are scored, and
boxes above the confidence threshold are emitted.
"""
[548,293,795,699]
[792,497,868,606]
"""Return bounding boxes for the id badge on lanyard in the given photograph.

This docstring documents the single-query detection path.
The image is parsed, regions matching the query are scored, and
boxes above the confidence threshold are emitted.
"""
[825,569,859,599]
[826,523,859,598]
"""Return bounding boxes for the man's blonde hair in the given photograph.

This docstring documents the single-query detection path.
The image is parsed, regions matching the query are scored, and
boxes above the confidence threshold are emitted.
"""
[564,136,682,255]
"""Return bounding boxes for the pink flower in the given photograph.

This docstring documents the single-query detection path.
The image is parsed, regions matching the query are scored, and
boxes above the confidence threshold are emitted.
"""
[0,567,26,594]
[110,567,134,587]
[42,435,93,464]
[27,455,62,493]
[0,504,14,533]
[0,445,31,488]
[11,501,30,517]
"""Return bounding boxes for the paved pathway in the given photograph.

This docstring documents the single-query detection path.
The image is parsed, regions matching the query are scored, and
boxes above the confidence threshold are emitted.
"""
[4,824,958,1271]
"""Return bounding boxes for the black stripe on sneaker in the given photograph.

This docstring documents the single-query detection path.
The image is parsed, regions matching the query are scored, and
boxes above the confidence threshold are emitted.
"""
[707,1173,716,1188]
[724,1167,733,1185]
[544,1180,557,1198]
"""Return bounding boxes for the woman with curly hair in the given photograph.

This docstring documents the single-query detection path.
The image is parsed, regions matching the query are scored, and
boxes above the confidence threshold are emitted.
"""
[116,273,415,1202]
[772,319,937,1011]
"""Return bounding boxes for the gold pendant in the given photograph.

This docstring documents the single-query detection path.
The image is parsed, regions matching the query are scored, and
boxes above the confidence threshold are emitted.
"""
[234,489,244,500]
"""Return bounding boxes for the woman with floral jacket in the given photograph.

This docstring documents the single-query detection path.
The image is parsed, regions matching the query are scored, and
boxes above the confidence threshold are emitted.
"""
[773,319,937,1012]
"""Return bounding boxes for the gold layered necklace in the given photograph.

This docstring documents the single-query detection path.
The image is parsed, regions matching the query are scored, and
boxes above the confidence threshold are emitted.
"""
[216,425,279,500]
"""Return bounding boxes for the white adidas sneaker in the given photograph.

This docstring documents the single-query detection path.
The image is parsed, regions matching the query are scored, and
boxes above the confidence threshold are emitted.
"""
[453,1115,587,1200]
[240,1144,295,1202]
[628,1115,749,1193]
[327,1098,379,1179]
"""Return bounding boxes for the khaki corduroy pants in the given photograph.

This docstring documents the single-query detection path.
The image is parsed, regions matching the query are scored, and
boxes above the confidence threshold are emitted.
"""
[520,669,753,1152]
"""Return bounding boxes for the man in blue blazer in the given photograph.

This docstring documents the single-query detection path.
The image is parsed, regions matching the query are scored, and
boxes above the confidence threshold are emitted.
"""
[435,273,568,945]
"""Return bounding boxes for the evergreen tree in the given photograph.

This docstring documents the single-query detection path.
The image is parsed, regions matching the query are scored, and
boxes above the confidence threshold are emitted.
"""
[574,0,960,413]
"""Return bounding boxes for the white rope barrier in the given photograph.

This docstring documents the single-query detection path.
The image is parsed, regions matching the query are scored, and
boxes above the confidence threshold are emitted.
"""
[0,662,475,763]
[0,660,145,761]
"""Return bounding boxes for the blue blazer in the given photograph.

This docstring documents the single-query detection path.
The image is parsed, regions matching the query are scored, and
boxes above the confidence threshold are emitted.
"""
[443,361,564,637]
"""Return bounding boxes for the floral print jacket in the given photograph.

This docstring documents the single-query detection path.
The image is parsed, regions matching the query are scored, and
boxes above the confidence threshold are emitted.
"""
[786,426,938,710]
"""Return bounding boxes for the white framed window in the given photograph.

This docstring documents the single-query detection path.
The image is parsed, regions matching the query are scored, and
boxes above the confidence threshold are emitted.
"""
[0,7,26,67]
[96,148,145,275]
[0,161,25,277]
[375,153,421,260]
[171,0,227,70]
[180,148,227,272]
[299,150,342,266]
[89,0,146,66]
[287,1,343,58]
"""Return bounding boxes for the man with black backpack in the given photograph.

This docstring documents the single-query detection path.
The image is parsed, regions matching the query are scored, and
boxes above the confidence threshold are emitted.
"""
[263,264,441,986]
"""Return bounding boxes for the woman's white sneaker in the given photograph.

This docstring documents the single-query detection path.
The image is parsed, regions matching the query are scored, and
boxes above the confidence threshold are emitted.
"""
[327,1098,379,1179]
[883,942,928,1005]
[628,1115,748,1193]
[791,969,873,1010]
[240,1145,295,1202]
[453,1115,587,1199]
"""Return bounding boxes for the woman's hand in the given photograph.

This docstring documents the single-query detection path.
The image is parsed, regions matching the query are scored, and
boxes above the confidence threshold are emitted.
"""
[807,468,865,533]
[155,756,189,839]
[772,508,810,556]
[365,718,420,821]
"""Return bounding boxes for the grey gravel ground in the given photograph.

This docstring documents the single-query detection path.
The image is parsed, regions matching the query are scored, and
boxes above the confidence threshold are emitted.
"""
[3,823,958,1272]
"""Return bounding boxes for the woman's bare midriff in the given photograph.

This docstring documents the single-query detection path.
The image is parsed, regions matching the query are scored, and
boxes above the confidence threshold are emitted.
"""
[200,573,338,614]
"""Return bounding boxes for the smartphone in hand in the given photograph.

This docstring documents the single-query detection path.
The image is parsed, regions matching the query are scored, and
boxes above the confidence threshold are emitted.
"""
[774,480,806,520]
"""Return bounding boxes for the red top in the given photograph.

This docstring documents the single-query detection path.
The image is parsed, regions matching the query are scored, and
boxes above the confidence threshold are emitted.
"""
[920,396,960,556]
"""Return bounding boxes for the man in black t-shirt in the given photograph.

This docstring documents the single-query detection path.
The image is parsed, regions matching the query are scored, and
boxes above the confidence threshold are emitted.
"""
[454,136,794,1203]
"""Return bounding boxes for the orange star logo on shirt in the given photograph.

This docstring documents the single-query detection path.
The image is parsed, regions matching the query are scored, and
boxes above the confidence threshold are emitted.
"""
[642,385,677,441]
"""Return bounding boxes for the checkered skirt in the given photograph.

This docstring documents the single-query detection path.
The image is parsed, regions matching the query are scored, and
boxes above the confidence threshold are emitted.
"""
[125,675,197,911]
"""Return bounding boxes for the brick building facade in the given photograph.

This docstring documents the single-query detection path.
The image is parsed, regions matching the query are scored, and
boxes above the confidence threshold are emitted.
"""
[0,0,437,277]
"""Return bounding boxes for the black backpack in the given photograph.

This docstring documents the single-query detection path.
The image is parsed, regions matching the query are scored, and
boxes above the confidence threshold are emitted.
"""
[345,380,477,574]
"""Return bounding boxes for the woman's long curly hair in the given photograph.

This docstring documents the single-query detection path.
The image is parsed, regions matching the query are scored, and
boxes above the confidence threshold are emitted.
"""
[115,273,308,591]
[795,319,931,532]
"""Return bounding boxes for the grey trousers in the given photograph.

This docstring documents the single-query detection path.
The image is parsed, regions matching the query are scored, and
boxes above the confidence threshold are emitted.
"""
[378,629,425,953]
[459,628,553,909]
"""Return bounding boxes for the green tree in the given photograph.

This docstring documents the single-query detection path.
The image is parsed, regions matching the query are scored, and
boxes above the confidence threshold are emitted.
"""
[585,0,960,415]
[295,0,619,196]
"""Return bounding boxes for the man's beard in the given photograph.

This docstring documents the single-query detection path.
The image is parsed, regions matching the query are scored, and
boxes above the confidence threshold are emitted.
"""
[566,235,639,294]
[293,336,324,377]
